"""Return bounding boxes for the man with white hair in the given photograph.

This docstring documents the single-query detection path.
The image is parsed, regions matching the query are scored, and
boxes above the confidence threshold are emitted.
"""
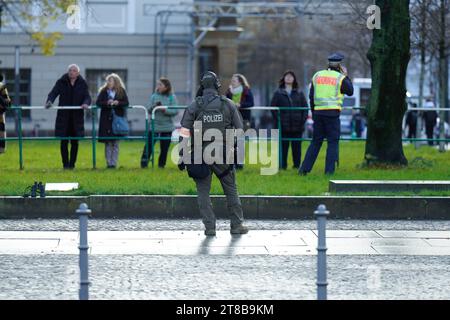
[46,64,91,169]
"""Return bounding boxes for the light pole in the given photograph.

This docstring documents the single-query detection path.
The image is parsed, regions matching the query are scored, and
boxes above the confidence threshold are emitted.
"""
[14,46,20,133]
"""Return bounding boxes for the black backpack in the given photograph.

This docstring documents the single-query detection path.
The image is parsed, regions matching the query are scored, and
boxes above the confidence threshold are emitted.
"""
[193,95,228,138]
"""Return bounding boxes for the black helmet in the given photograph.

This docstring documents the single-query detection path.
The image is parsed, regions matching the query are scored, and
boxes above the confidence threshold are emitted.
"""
[200,71,221,90]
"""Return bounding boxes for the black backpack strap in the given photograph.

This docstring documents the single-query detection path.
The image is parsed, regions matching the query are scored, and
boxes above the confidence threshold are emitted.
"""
[192,97,204,121]
[220,96,229,110]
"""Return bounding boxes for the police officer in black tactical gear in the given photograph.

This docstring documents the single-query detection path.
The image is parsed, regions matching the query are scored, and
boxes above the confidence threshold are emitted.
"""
[178,71,249,237]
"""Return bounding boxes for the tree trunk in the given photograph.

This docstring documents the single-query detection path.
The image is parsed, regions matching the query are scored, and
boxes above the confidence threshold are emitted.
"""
[365,0,411,166]
[438,0,448,153]
[417,0,428,149]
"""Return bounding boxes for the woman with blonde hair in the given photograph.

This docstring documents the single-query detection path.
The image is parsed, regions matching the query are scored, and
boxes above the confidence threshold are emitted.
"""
[225,73,254,170]
[225,73,254,129]
[96,73,129,168]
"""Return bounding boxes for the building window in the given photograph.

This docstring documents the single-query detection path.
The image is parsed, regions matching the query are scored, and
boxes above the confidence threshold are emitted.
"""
[0,69,32,119]
[85,0,128,32]
[86,69,128,99]
[198,47,218,79]
[86,69,128,119]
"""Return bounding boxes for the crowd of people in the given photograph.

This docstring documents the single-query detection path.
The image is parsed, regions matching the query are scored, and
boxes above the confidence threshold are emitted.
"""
[404,98,440,146]
[0,61,446,171]
[40,64,314,171]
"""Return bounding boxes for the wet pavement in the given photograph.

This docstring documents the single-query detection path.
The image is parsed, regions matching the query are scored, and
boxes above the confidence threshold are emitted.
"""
[1,255,449,300]
[0,219,449,300]
[1,219,450,231]
[1,229,450,255]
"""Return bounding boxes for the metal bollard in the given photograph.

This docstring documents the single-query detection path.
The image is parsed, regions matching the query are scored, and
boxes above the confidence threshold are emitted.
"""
[77,203,91,300]
[314,204,329,300]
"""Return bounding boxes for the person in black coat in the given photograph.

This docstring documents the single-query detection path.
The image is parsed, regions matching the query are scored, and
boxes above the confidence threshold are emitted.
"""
[405,104,418,141]
[96,73,129,168]
[270,70,308,170]
[423,98,438,146]
[46,64,91,169]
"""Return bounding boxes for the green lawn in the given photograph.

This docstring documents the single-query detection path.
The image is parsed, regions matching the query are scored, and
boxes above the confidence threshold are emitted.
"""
[0,140,449,196]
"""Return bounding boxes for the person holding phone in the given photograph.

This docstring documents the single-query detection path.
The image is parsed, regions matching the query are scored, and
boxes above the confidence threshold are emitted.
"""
[299,53,354,175]
[141,77,178,168]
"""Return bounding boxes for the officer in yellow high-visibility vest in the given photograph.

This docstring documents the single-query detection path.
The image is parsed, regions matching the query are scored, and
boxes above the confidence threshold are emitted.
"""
[299,53,354,175]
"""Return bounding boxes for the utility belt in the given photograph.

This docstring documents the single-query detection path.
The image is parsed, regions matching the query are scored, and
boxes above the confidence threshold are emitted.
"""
[186,163,234,180]
[186,145,234,180]
[186,161,211,180]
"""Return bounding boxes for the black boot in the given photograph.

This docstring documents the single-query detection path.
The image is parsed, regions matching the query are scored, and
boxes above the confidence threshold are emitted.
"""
[204,229,217,237]
[230,224,249,235]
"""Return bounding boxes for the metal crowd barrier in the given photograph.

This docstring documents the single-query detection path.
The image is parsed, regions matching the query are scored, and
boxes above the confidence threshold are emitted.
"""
[152,105,313,168]
[2,105,448,169]
[151,105,363,168]
[151,105,450,168]
[7,105,149,170]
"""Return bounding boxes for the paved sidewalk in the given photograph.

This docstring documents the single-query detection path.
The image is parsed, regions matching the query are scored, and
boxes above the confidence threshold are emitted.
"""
[1,230,449,255]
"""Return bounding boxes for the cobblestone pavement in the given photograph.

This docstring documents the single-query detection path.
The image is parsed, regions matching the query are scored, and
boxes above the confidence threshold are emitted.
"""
[1,255,449,300]
[1,220,449,300]
[0,219,449,231]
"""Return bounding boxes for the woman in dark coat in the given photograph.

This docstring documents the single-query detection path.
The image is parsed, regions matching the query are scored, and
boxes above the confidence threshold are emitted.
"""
[46,64,91,169]
[96,73,129,168]
[271,70,308,170]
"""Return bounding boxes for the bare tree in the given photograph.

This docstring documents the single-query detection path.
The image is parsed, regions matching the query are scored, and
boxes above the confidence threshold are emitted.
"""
[436,0,449,151]
[411,0,433,110]
[238,0,374,104]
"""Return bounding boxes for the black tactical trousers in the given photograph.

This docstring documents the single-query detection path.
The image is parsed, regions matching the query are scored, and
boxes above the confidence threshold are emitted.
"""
[194,164,244,230]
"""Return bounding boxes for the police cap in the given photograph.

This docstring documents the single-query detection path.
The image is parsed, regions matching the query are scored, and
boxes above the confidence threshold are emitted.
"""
[328,53,345,63]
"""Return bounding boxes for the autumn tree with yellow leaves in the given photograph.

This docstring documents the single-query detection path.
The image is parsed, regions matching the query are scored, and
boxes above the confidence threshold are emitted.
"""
[0,0,77,55]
